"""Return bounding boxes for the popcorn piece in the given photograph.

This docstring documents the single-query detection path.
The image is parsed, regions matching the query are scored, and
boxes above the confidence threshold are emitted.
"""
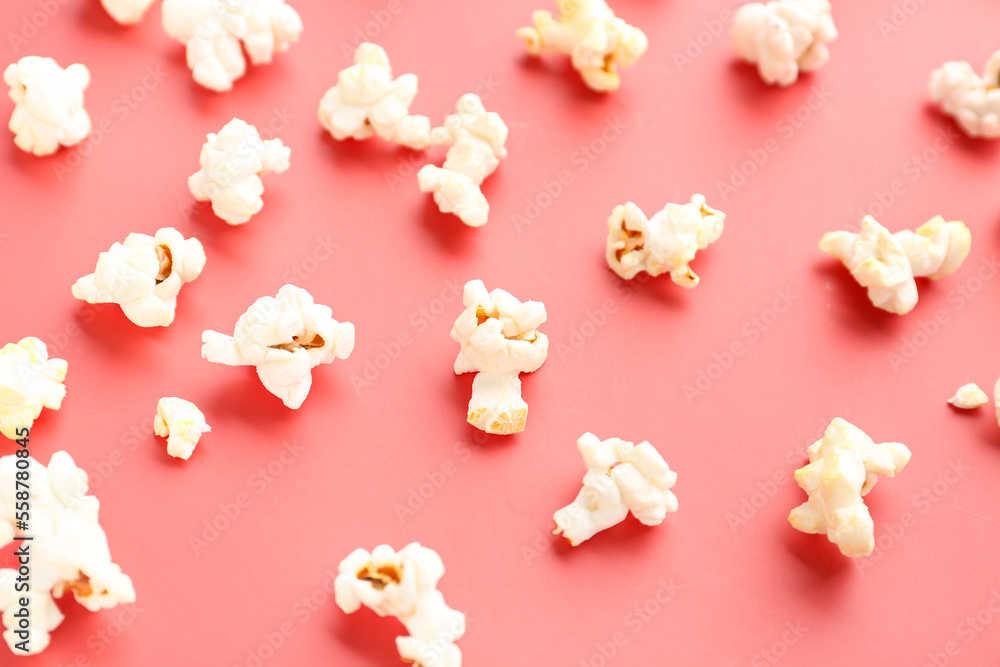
[0,338,67,440]
[929,51,1000,138]
[450,280,547,434]
[731,0,837,86]
[154,397,210,459]
[102,0,157,24]
[995,378,1000,427]
[948,383,988,409]
[188,117,290,225]
[4,56,91,156]
[553,432,678,546]
[335,542,465,667]
[318,43,432,150]
[516,0,648,92]
[820,215,971,315]
[72,227,206,327]
[606,194,725,287]
[201,285,354,409]
[0,451,135,654]
[789,418,910,558]
[418,94,508,227]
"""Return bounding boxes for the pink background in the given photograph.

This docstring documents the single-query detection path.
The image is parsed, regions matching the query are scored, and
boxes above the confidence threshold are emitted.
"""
[3,0,1000,665]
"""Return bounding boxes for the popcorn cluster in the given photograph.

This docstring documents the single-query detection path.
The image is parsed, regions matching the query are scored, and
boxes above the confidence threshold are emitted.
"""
[929,51,1000,139]
[4,56,91,156]
[948,383,988,410]
[0,338,67,440]
[154,397,211,459]
[731,0,837,86]
[102,0,157,25]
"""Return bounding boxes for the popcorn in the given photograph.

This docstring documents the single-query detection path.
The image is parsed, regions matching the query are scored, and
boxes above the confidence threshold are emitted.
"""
[161,0,302,92]
[929,51,1000,138]
[820,215,971,315]
[318,43,432,150]
[154,397,210,459]
[72,227,206,327]
[606,194,725,287]
[335,542,465,667]
[102,0,157,24]
[731,0,837,86]
[789,418,910,558]
[0,338,67,440]
[948,383,988,409]
[516,0,648,92]
[0,451,135,654]
[201,285,354,409]
[4,56,91,156]
[450,280,547,434]
[188,117,290,225]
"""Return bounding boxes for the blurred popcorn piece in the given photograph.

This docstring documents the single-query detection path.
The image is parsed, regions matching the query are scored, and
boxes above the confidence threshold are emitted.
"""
[4,56,91,156]
[154,397,211,459]
[0,338,67,440]
[731,0,837,86]
[948,383,988,409]
[929,51,1000,138]
[102,0,157,24]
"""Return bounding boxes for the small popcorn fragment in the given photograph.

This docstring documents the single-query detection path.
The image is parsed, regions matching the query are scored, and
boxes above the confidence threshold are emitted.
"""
[335,543,465,667]
[948,383,988,410]
[102,0,157,24]
[553,432,678,546]
[789,418,910,558]
[4,56,91,156]
[154,397,211,459]
[929,51,1000,139]
[731,0,837,86]
[0,338,67,440]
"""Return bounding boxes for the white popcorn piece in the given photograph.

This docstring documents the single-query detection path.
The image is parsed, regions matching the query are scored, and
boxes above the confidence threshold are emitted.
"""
[4,56,91,156]
[516,0,648,92]
[202,284,354,409]
[820,215,971,315]
[188,117,290,225]
[0,338,67,440]
[948,383,988,409]
[731,0,837,86]
[154,397,210,459]
[161,0,302,92]
[335,542,465,667]
[318,43,432,150]
[929,51,1000,139]
[789,418,910,558]
[606,194,725,287]
[450,280,547,434]
[102,0,157,24]
[72,227,206,327]
[553,432,678,546]
[0,451,135,654]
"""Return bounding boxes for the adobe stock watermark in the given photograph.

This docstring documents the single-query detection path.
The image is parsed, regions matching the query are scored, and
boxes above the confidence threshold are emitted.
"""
[52,605,144,667]
[671,0,745,72]
[393,430,488,524]
[923,589,1000,667]
[877,0,933,39]
[279,236,340,284]
[337,0,412,62]
[7,0,71,54]
[554,274,650,363]
[578,579,681,667]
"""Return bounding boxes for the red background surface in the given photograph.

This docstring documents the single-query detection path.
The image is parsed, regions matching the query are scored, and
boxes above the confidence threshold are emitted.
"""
[2,0,1000,665]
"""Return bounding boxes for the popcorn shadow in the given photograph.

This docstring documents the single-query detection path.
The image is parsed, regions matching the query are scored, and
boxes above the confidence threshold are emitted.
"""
[419,193,477,256]
[723,60,818,110]
[782,527,853,583]
[318,128,432,171]
[5,145,63,180]
[332,609,407,665]
[602,269,687,310]
[812,261,905,337]
[200,373,302,426]
[514,55,620,105]
[74,0,127,36]
[921,105,1000,160]
[976,414,1000,448]
[74,303,171,355]
[551,516,664,560]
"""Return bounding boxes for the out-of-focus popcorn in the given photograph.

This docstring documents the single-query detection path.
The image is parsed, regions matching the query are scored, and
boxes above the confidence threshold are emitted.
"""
[318,43,432,150]
[161,0,302,92]
[450,280,546,434]
[0,338,66,440]
[154,397,210,459]
[0,451,135,654]
[731,0,837,86]
[72,227,206,327]
[948,383,988,409]
[201,285,354,409]
[516,0,648,92]
[102,0,157,24]
[994,378,1000,428]
[335,542,464,667]
[553,432,678,546]
[188,117,290,225]
[4,56,91,156]
[929,51,1000,139]
[789,418,910,558]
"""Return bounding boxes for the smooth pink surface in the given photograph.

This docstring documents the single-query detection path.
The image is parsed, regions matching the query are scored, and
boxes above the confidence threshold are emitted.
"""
[3,1,1000,665]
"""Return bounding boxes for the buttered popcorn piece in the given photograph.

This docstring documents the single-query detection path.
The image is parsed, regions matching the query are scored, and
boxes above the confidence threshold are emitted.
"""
[154,397,211,459]
[929,51,1000,139]
[553,432,678,546]
[948,383,988,409]
[731,0,837,86]
[789,418,910,558]
[72,227,206,327]
[516,0,648,92]
[0,338,66,440]
[102,0,157,24]
[188,117,290,225]
[201,284,354,409]
[335,543,465,667]
[4,56,91,156]
[0,451,135,654]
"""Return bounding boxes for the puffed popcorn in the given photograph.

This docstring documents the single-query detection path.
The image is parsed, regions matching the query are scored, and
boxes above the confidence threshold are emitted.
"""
[102,0,157,24]
[71,227,206,327]
[188,117,290,225]
[0,451,135,654]
[820,215,971,315]
[948,383,988,409]
[335,542,465,667]
[4,56,91,156]
[318,43,432,150]
[161,0,302,92]
[731,0,837,86]
[606,194,725,287]
[0,338,66,440]
[417,94,508,227]
[201,284,354,409]
[154,397,210,459]
[929,51,1000,139]
[516,0,648,92]
[553,432,678,546]
[789,418,911,558]
[450,280,546,434]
